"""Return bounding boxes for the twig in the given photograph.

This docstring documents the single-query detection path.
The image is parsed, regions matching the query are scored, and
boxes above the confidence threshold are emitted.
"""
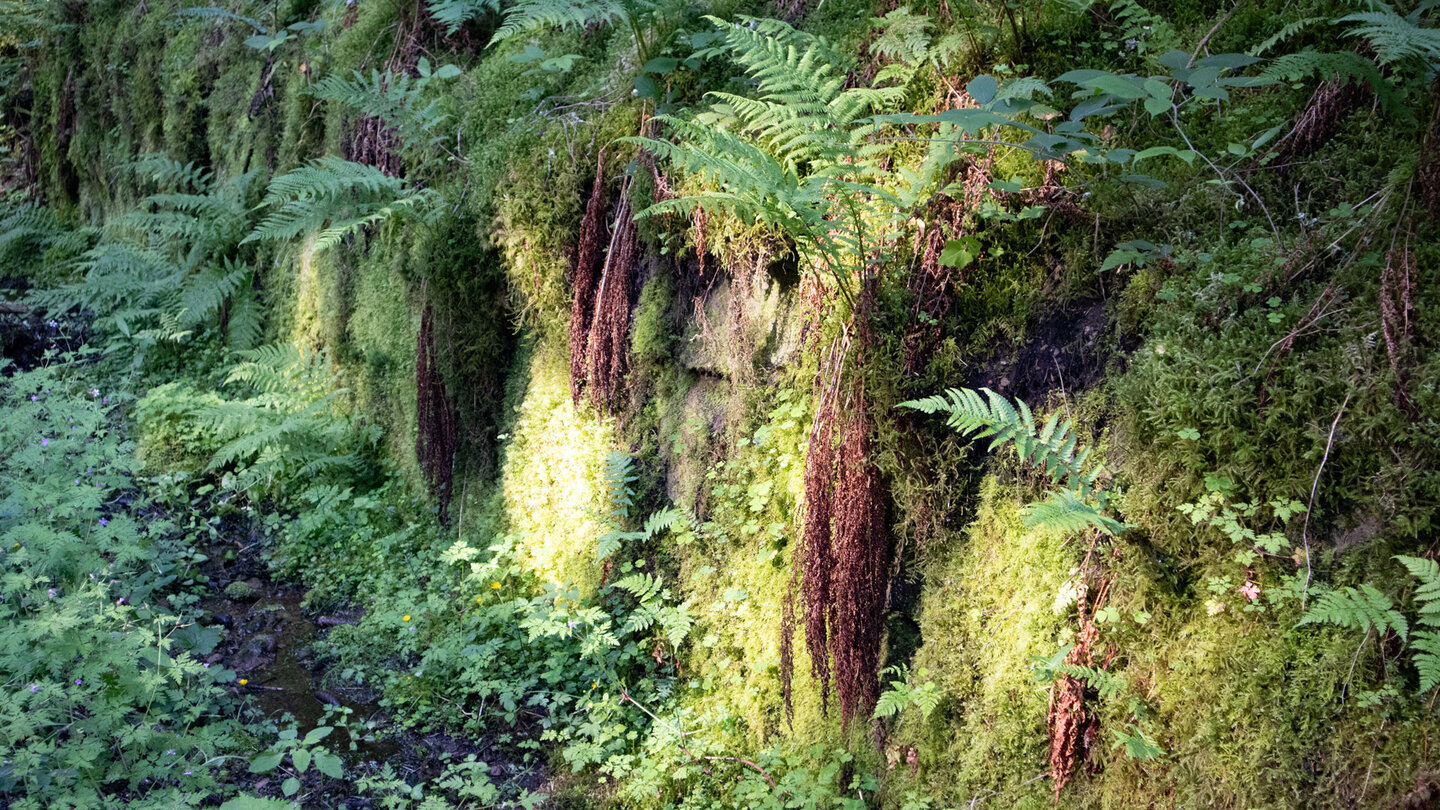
[1301,391,1350,607]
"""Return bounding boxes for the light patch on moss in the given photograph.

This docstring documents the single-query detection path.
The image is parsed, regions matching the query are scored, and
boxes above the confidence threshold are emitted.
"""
[499,336,614,593]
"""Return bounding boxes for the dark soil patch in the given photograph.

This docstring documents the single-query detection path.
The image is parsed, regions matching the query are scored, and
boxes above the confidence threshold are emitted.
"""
[970,298,1113,404]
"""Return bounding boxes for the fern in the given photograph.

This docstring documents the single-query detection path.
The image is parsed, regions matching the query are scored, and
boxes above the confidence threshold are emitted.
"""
[309,64,461,162]
[491,0,627,42]
[244,157,440,250]
[631,16,918,290]
[1336,9,1440,69]
[1248,16,1326,56]
[174,5,266,33]
[870,8,933,66]
[426,0,500,33]
[1397,556,1440,693]
[1299,584,1408,641]
[902,387,1122,535]
[1023,490,1126,536]
[125,152,213,192]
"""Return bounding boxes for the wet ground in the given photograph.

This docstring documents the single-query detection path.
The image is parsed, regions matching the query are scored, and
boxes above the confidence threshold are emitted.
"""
[198,532,548,806]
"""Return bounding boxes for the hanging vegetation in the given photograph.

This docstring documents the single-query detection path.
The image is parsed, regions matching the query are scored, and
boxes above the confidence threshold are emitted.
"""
[416,304,457,520]
[585,192,639,414]
[570,154,608,404]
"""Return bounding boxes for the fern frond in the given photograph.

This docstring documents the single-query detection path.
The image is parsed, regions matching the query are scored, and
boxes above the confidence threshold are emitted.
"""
[175,5,266,32]
[869,8,932,66]
[1336,10,1440,68]
[245,157,440,249]
[225,287,264,351]
[613,572,664,603]
[1299,584,1408,641]
[903,387,1120,535]
[602,451,638,523]
[426,0,500,32]
[1411,630,1440,693]
[1249,16,1326,56]
[491,0,626,42]
[1023,490,1126,536]
[125,152,213,191]
[1396,555,1440,628]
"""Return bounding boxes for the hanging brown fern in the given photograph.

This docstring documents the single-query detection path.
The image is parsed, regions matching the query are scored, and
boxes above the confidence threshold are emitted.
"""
[585,193,638,413]
[416,304,457,521]
[570,153,608,403]
[1420,81,1440,221]
[830,381,889,728]
[1280,77,1371,163]
[782,282,892,730]
[1382,246,1417,415]
[786,366,839,721]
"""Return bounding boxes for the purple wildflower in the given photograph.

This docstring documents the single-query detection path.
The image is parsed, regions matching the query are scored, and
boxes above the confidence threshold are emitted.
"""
[40,438,48,447]
[99,518,108,527]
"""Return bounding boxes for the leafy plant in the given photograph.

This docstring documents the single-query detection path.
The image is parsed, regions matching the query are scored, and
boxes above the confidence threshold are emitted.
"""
[243,157,441,251]
[247,724,345,799]
[901,387,1123,535]
[873,665,942,720]
[0,361,247,808]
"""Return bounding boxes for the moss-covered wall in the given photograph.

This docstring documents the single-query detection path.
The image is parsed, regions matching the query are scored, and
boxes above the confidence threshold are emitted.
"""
[9,0,1440,805]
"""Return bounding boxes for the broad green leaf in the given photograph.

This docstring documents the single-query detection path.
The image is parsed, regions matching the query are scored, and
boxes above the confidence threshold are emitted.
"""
[314,752,343,779]
[966,74,998,104]
[249,752,284,773]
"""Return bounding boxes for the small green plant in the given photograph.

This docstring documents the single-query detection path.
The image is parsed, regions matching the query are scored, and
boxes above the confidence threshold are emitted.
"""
[247,724,346,799]
[873,665,942,720]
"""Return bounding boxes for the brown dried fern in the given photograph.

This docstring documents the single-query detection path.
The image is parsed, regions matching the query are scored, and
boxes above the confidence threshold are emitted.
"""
[585,193,638,413]
[570,153,608,403]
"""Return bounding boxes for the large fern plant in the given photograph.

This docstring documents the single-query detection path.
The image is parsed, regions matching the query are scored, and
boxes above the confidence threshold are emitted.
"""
[29,155,265,360]
[631,16,944,292]
[902,387,1124,535]
[243,156,441,251]
[308,60,464,167]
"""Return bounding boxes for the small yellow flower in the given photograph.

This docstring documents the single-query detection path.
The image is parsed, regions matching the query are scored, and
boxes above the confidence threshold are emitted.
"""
[491,581,501,590]
[402,615,411,622]
[591,681,599,690]
[476,596,483,603]
[238,679,248,686]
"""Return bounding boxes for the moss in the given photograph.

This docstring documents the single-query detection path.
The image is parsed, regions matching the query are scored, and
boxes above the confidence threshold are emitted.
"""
[498,333,616,593]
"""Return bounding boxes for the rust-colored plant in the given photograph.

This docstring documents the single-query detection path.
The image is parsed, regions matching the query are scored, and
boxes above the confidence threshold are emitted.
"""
[585,194,638,413]
[570,153,608,403]
[416,305,457,521]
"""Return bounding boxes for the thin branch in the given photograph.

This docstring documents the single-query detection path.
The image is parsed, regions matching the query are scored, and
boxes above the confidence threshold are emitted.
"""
[1301,391,1350,607]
